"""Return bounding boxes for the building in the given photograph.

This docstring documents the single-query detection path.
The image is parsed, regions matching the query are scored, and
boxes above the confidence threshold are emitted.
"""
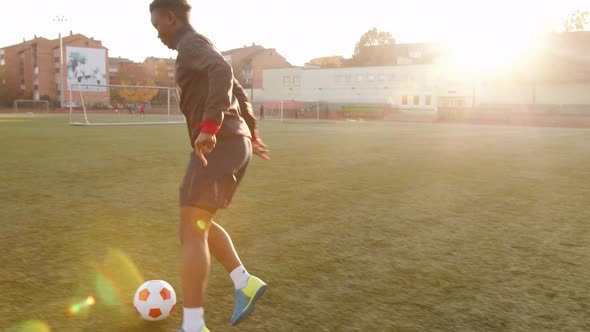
[0,32,109,107]
[475,31,590,111]
[222,43,291,100]
[143,56,176,87]
[261,32,590,120]
[108,56,134,85]
[263,64,439,109]
[394,42,446,65]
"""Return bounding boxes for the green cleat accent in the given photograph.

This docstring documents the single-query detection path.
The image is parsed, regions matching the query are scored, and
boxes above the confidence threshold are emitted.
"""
[177,326,209,332]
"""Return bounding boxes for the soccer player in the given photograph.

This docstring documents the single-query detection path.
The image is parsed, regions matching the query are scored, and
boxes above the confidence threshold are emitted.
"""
[149,1,270,331]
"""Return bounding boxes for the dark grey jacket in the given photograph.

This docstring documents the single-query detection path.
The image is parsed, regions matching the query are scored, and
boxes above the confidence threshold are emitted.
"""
[175,27,256,147]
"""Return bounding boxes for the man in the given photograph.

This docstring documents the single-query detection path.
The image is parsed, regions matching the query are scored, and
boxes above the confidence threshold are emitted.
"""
[149,1,270,331]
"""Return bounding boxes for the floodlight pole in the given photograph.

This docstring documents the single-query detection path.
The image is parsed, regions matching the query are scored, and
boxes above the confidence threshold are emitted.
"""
[53,16,67,108]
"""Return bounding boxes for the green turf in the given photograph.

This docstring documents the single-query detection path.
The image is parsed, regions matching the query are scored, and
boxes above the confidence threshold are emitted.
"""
[2,115,590,331]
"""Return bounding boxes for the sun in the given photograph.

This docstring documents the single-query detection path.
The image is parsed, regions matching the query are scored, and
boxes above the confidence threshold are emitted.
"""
[442,9,547,75]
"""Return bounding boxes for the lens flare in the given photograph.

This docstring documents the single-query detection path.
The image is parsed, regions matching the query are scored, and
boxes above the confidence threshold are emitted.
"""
[94,249,143,307]
[68,295,97,316]
[14,320,51,332]
[195,219,207,231]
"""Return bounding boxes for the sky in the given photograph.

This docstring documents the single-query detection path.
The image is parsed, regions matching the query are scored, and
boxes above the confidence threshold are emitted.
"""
[0,0,588,66]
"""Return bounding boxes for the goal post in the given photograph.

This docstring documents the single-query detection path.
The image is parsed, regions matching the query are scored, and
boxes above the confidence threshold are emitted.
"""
[278,100,324,121]
[13,99,49,113]
[69,83,184,126]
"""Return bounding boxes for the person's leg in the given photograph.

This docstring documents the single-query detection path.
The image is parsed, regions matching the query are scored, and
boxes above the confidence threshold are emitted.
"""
[208,221,252,291]
[179,206,214,306]
[206,218,266,326]
[208,221,241,273]
[180,138,265,328]
[179,205,214,331]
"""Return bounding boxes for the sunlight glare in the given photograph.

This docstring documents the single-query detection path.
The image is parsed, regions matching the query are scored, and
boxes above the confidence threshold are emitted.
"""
[443,5,548,75]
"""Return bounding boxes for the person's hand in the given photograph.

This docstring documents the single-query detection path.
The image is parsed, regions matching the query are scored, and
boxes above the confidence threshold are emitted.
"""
[252,139,270,160]
[194,132,216,167]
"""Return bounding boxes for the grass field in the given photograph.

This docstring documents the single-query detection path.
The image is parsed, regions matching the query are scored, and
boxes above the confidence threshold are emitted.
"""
[2,115,590,332]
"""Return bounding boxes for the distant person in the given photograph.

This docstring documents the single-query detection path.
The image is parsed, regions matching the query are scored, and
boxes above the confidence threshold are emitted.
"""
[126,104,133,116]
[150,0,270,331]
[114,104,119,114]
[139,104,145,117]
[259,104,264,120]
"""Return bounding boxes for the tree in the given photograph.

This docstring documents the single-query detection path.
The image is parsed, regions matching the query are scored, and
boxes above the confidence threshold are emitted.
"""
[0,66,12,107]
[154,59,170,86]
[352,28,396,66]
[151,59,171,105]
[564,10,589,32]
[112,63,158,104]
[310,56,342,68]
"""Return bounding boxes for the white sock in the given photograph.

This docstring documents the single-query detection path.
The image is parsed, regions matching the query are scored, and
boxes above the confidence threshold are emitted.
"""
[230,265,251,289]
[182,307,205,332]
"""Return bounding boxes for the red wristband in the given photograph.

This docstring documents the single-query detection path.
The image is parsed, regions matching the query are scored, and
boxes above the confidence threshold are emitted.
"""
[200,120,221,135]
[252,132,260,142]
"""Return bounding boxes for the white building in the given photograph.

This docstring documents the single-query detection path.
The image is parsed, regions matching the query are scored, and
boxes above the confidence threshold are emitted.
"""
[259,32,590,120]
[262,64,443,110]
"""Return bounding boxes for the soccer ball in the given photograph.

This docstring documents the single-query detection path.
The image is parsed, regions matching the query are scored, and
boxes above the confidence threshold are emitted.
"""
[133,280,177,321]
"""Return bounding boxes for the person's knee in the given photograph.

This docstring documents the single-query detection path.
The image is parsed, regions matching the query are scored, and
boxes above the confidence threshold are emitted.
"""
[179,206,215,243]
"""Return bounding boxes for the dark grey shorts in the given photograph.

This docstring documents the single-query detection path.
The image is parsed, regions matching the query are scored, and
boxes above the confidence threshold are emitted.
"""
[179,137,252,209]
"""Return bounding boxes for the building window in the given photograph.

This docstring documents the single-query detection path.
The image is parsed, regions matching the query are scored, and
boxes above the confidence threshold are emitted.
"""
[413,96,420,105]
[293,75,301,87]
[0,49,4,55]
[402,96,408,105]
[242,65,253,78]
[356,74,363,82]
[0,59,4,66]
[367,74,375,83]
[344,74,351,84]
[425,95,432,105]
[409,51,422,59]
[283,76,291,86]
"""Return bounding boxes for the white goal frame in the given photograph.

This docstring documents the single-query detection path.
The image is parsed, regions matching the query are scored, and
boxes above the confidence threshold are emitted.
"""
[279,100,321,122]
[69,83,184,126]
[13,99,49,113]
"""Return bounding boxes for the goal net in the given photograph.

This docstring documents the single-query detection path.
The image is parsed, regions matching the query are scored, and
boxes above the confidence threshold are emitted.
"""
[258,100,325,121]
[69,84,184,126]
[13,99,49,113]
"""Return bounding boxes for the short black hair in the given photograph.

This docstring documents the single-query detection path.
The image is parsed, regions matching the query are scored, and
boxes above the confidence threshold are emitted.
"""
[149,0,192,24]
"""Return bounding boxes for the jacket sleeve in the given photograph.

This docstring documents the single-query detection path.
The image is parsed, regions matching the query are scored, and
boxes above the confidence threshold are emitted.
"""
[232,77,258,140]
[182,39,233,135]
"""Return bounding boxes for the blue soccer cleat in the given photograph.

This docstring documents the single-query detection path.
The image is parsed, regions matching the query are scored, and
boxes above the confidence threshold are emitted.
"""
[231,276,267,326]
